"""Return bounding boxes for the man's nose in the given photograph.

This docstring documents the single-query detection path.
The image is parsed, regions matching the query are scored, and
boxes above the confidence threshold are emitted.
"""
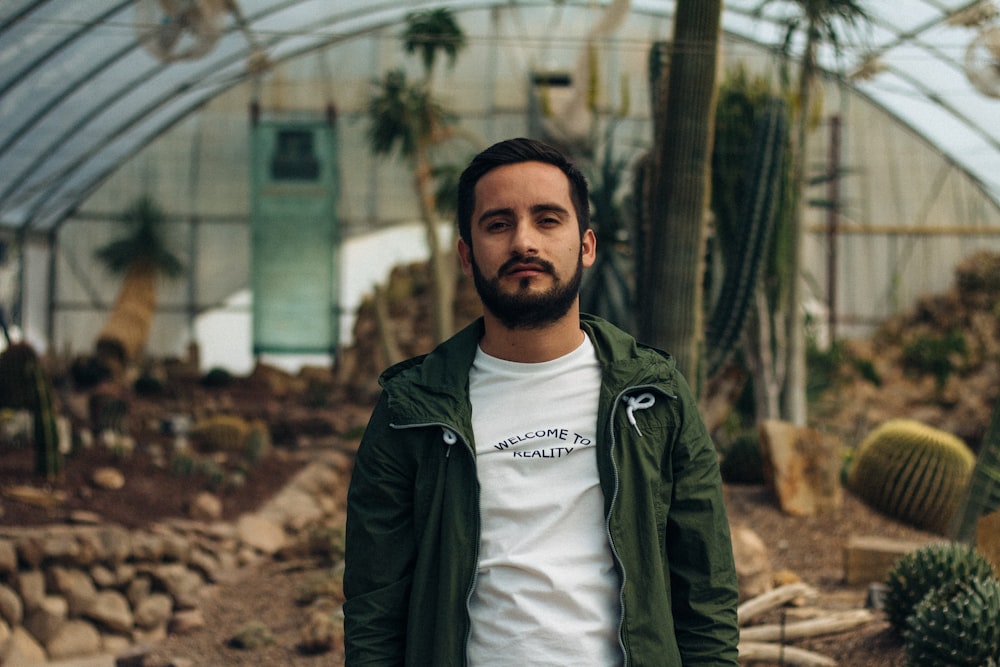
[510,220,539,255]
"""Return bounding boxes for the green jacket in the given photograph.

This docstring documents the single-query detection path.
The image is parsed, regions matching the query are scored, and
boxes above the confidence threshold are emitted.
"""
[344,314,739,666]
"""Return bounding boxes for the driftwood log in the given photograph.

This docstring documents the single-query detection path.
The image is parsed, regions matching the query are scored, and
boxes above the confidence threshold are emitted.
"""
[737,583,876,666]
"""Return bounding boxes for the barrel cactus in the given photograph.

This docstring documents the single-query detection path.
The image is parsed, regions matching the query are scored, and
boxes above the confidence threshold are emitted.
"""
[904,576,1000,667]
[883,542,996,634]
[847,419,975,533]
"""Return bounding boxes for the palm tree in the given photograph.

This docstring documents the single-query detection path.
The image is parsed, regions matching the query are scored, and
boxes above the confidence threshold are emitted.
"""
[368,8,467,346]
[763,0,871,425]
[94,195,183,371]
[637,0,723,387]
[401,7,465,82]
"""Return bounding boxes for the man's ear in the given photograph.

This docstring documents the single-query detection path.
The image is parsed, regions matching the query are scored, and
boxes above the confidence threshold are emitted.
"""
[458,238,474,277]
[582,229,597,269]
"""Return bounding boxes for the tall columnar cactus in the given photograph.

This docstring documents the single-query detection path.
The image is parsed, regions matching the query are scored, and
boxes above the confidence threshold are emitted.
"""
[847,419,975,533]
[705,97,787,377]
[883,542,996,635]
[904,576,1000,667]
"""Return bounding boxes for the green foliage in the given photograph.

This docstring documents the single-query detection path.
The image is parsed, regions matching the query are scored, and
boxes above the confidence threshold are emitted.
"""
[902,330,967,389]
[904,576,1000,666]
[400,8,466,74]
[228,620,276,649]
[883,542,996,635]
[847,419,975,533]
[200,367,233,388]
[0,343,62,479]
[806,338,881,405]
[94,195,183,278]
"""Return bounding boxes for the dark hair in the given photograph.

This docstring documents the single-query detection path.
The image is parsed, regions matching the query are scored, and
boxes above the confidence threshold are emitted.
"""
[457,137,590,245]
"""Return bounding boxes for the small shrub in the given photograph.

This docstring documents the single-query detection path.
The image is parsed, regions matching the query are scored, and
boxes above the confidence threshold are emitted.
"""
[200,367,233,388]
[901,330,967,389]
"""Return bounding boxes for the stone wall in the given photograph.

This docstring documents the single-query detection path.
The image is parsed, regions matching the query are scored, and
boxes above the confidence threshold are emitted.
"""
[0,450,352,665]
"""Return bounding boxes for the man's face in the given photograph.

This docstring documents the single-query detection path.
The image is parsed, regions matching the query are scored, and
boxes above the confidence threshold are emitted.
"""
[458,161,596,329]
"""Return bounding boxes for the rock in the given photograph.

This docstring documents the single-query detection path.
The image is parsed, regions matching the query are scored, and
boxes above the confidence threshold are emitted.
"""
[730,524,772,602]
[91,467,125,490]
[45,619,101,660]
[168,608,205,635]
[90,565,116,588]
[68,510,104,525]
[758,419,843,516]
[47,566,97,616]
[126,576,152,608]
[0,626,47,665]
[133,594,173,630]
[151,564,202,610]
[23,594,69,644]
[299,608,345,654]
[0,583,24,626]
[16,570,46,612]
[102,633,132,656]
[130,532,165,561]
[236,514,286,555]
[84,590,133,634]
[186,492,222,522]
[0,538,17,573]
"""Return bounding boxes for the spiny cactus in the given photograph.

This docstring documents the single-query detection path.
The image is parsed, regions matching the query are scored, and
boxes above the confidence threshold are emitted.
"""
[847,419,975,533]
[903,576,1000,667]
[884,542,996,635]
[190,414,251,452]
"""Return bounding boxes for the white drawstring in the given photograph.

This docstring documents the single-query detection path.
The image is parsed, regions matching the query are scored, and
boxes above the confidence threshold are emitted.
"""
[623,393,655,436]
[442,427,457,456]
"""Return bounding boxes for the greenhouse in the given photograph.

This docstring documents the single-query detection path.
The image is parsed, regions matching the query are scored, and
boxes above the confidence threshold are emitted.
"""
[3,3,1000,666]
[1,0,999,372]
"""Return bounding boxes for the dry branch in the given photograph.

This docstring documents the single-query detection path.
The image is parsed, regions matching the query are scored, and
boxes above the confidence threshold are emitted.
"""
[738,582,816,624]
[739,608,875,642]
[738,641,837,666]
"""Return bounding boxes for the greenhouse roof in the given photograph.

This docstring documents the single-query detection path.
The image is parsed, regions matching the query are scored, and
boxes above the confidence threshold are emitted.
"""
[2,0,999,234]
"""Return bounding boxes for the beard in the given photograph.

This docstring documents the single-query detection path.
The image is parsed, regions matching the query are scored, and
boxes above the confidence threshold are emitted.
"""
[470,250,584,330]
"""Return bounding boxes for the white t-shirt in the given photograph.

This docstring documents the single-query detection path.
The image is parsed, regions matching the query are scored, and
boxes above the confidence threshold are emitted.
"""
[466,334,622,666]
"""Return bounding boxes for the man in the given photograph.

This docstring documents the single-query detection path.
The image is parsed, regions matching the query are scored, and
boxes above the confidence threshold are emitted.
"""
[344,138,739,665]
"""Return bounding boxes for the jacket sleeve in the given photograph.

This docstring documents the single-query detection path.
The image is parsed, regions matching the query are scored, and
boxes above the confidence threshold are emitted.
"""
[343,393,415,666]
[666,373,740,666]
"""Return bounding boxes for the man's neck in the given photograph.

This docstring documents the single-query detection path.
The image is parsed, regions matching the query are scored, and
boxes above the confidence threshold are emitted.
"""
[478,309,585,363]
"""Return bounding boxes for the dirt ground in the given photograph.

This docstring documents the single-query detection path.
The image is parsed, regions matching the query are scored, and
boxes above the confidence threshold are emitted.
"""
[0,437,937,666]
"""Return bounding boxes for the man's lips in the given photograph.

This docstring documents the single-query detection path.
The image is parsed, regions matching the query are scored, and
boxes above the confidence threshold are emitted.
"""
[501,258,552,278]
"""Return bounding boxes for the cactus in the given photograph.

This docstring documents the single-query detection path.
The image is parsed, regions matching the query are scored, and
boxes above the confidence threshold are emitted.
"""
[952,391,1000,543]
[244,420,272,464]
[883,542,996,635]
[0,343,62,480]
[190,414,251,452]
[903,576,1000,667]
[706,96,787,377]
[847,419,975,533]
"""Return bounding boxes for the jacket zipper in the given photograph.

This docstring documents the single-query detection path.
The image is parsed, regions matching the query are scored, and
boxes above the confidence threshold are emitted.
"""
[606,385,677,667]
[390,421,480,667]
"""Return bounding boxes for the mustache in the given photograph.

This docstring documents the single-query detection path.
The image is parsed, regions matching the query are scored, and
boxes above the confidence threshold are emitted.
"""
[499,255,554,275]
